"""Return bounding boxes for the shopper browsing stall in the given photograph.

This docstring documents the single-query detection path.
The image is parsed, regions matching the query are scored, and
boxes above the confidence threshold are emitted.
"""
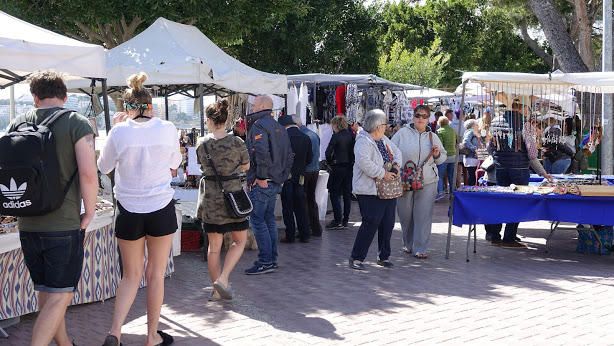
[98,72,181,346]
[326,116,355,229]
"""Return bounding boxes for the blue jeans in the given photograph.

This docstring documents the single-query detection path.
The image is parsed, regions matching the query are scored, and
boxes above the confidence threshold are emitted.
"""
[437,162,456,194]
[249,182,282,265]
[544,158,572,174]
[492,168,530,242]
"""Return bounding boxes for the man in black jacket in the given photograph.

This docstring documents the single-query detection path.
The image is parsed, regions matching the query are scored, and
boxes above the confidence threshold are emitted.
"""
[278,114,313,243]
[326,116,355,229]
[245,96,294,275]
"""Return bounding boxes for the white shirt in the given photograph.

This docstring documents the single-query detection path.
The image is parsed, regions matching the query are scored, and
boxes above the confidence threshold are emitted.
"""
[97,117,182,213]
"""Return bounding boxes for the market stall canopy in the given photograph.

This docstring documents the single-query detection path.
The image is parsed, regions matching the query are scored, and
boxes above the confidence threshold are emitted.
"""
[405,88,453,99]
[0,10,106,88]
[462,71,614,93]
[67,17,287,95]
[287,73,421,91]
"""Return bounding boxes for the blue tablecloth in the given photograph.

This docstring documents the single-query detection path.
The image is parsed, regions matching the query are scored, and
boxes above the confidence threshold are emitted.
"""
[452,191,614,226]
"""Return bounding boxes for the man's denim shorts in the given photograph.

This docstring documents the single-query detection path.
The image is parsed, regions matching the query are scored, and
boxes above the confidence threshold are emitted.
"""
[19,229,85,293]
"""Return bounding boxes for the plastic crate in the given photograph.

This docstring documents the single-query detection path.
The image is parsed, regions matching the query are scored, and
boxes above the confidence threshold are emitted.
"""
[181,229,202,252]
[576,226,613,255]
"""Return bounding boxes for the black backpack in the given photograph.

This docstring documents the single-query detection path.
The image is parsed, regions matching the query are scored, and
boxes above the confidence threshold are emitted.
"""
[0,109,77,216]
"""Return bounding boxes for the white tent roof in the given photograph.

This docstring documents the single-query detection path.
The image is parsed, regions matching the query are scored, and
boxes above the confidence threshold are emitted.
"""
[68,18,286,95]
[0,10,106,88]
[462,71,614,93]
[405,87,453,99]
[288,73,422,91]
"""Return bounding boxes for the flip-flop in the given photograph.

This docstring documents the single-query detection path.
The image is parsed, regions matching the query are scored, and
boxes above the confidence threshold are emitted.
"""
[156,330,174,346]
[213,281,233,300]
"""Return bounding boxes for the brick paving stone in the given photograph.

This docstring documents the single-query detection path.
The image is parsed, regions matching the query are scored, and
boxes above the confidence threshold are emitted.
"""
[4,199,614,345]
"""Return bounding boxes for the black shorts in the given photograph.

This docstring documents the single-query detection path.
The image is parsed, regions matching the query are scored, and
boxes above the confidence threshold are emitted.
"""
[19,229,85,293]
[115,200,177,241]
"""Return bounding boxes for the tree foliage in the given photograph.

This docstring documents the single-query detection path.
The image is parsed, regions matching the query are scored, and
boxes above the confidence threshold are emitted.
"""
[378,39,450,88]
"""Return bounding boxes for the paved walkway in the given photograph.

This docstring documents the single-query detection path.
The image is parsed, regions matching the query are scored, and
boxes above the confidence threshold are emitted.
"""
[4,200,614,345]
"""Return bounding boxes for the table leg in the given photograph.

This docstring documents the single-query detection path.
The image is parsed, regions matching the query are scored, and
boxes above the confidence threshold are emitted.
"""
[546,221,560,253]
[0,327,7,338]
[591,229,604,256]
[466,225,475,262]
[473,225,477,254]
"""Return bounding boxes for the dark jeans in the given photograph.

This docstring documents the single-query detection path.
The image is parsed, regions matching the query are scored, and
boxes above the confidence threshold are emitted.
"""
[328,165,352,223]
[281,178,310,242]
[350,195,396,262]
[249,182,282,265]
[486,168,530,242]
[20,229,85,292]
[304,171,322,236]
[466,166,477,186]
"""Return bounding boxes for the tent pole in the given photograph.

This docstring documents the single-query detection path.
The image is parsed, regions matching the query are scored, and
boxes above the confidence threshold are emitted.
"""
[199,84,205,135]
[602,0,613,176]
[164,88,169,121]
[101,79,111,133]
[446,80,467,260]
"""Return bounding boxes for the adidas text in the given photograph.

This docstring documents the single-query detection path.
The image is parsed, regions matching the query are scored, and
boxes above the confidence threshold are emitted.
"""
[3,200,32,209]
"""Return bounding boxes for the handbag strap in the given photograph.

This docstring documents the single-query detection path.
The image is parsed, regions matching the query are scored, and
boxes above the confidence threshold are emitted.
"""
[201,140,226,193]
[418,132,434,169]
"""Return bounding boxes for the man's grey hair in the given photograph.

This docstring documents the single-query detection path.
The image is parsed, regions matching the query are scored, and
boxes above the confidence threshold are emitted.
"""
[464,119,478,130]
[363,109,388,132]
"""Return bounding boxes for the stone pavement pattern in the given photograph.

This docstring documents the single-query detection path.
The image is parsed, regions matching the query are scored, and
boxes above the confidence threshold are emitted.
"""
[4,200,614,345]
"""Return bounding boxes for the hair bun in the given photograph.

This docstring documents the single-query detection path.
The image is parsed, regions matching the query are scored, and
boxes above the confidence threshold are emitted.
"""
[217,99,229,113]
[127,72,148,91]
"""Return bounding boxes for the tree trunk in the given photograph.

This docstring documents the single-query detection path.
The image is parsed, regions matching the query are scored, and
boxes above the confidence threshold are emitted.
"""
[527,0,590,72]
[519,21,556,69]
[573,0,595,70]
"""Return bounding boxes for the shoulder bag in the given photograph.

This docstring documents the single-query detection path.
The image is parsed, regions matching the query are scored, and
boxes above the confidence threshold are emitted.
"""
[375,142,403,199]
[202,140,253,218]
[401,132,434,191]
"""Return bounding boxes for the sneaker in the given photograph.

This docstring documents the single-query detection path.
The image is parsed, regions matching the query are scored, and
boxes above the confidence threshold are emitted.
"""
[376,259,394,268]
[348,258,365,270]
[500,241,527,249]
[342,220,349,228]
[435,193,445,202]
[402,246,412,254]
[272,262,279,269]
[245,263,276,275]
[327,221,344,230]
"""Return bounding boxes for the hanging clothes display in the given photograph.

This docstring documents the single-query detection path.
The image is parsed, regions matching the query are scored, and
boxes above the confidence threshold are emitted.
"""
[287,84,299,115]
[395,91,411,125]
[365,87,380,111]
[345,84,360,123]
[382,89,393,124]
[298,83,309,125]
[227,94,248,127]
[315,87,327,122]
[335,85,347,115]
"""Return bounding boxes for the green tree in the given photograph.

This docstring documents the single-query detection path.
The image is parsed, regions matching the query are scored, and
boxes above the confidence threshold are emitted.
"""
[378,39,450,88]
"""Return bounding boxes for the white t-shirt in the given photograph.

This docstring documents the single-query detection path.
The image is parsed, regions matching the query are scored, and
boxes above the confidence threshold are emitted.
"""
[97,118,182,213]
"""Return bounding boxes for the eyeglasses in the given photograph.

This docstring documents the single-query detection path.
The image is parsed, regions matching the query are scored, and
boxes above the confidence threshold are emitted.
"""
[414,113,430,119]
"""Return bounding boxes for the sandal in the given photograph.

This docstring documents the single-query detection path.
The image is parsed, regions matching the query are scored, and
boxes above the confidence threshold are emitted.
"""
[156,330,174,346]
[414,253,428,259]
[213,280,233,300]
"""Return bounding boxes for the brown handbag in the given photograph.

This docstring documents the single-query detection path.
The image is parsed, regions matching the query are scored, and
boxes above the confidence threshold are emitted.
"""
[375,143,403,200]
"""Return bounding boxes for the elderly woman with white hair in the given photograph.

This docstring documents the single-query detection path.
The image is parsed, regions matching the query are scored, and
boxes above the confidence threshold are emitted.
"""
[392,105,447,259]
[462,119,481,186]
[348,109,402,270]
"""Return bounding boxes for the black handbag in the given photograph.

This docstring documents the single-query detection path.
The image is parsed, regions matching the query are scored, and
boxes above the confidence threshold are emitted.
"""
[202,140,253,218]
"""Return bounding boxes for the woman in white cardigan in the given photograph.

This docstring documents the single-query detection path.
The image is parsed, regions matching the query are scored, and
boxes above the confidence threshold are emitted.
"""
[392,105,447,259]
[349,109,402,270]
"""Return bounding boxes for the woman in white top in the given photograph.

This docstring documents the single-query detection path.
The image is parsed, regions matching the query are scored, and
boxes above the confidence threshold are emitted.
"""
[98,72,181,346]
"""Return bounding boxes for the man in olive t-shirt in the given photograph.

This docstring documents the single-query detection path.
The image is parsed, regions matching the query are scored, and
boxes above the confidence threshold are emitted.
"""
[6,71,98,346]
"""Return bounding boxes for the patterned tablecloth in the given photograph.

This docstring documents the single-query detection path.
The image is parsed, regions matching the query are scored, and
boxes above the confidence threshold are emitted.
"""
[0,210,175,320]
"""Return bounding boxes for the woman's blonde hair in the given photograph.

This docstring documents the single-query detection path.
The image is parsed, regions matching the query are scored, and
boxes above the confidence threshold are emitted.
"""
[438,116,449,127]
[331,116,348,131]
[123,72,152,107]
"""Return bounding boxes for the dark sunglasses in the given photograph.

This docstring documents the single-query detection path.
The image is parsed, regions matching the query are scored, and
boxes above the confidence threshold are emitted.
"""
[414,112,430,119]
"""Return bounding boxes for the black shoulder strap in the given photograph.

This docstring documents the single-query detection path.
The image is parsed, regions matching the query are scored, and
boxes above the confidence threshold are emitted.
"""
[202,140,225,193]
[39,108,73,128]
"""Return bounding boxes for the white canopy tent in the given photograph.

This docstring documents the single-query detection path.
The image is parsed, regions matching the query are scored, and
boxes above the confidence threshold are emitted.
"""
[0,10,106,88]
[287,73,421,91]
[405,88,454,99]
[67,17,287,95]
[0,10,110,132]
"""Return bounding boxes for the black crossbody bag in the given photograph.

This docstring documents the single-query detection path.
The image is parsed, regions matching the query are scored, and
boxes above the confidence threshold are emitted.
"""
[202,141,253,218]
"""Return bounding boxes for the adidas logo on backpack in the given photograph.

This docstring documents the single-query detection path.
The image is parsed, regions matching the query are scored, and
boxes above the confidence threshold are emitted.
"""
[0,178,31,208]
[0,108,77,216]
